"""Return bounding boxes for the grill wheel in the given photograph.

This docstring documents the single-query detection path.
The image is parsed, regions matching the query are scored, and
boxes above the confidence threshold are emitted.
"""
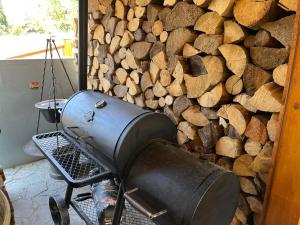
[49,194,70,225]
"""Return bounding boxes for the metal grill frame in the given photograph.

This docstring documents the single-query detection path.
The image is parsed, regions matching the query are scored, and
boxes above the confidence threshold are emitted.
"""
[32,131,112,187]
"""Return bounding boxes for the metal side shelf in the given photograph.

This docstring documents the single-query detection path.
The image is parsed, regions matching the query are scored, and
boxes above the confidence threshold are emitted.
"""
[32,131,112,187]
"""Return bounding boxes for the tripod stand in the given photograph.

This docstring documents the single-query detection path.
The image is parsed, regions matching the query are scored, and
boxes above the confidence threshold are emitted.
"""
[36,36,76,134]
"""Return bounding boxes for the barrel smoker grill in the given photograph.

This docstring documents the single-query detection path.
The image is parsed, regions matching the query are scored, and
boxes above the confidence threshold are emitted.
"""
[32,91,240,225]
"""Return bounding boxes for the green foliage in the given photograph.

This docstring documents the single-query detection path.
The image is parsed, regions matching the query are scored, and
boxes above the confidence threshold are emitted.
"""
[0,0,78,35]
[0,0,9,34]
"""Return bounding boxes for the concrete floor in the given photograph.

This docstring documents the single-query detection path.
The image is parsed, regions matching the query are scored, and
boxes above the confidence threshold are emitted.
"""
[4,160,86,225]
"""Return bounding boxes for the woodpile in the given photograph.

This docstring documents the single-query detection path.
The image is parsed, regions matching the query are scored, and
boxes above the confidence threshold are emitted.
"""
[86,0,296,224]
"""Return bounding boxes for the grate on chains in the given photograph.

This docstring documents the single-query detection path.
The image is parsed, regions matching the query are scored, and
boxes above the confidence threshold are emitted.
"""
[75,199,156,225]
[34,131,105,180]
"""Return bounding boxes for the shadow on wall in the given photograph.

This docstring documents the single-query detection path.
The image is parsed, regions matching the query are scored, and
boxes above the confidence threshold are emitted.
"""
[0,59,78,168]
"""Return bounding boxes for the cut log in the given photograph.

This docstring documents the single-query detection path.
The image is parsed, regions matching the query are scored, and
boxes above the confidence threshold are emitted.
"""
[245,139,262,156]
[109,36,121,54]
[158,97,166,107]
[201,107,218,120]
[225,75,243,95]
[126,93,135,104]
[193,0,212,7]
[152,51,167,70]
[163,0,176,6]
[141,71,154,91]
[233,0,279,29]
[115,68,128,84]
[273,63,288,87]
[244,35,256,48]
[121,59,130,69]
[217,104,230,120]
[166,80,186,96]
[160,69,172,87]
[194,12,224,34]
[248,82,283,112]
[130,41,152,59]
[267,113,279,142]
[183,43,199,58]
[245,116,268,144]
[242,63,272,96]
[145,99,159,109]
[142,20,154,33]
[126,77,141,95]
[278,0,298,11]
[118,47,127,59]
[178,121,197,140]
[216,157,233,170]
[184,74,210,98]
[227,105,250,135]
[236,196,251,224]
[208,0,235,17]
[233,94,257,113]
[172,60,187,83]
[254,30,278,47]
[128,18,140,32]
[216,136,242,158]
[189,55,207,76]
[194,34,223,55]
[134,28,146,41]
[105,33,112,44]
[136,0,151,7]
[163,2,204,31]
[225,124,243,140]
[120,30,134,47]
[113,85,128,97]
[115,0,125,19]
[240,177,258,195]
[261,15,295,49]
[150,61,160,83]
[106,17,118,37]
[101,77,113,93]
[129,70,140,84]
[231,217,241,225]
[153,81,167,97]
[152,20,164,36]
[147,4,161,22]
[202,56,227,86]
[173,95,192,117]
[251,142,273,173]
[158,7,171,23]
[145,88,154,99]
[115,20,128,36]
[126,49,139,69]
[246,197,263,214]
[198,121,224,149]
[166,28,196,57]
[149,42,165,59]
[250,47,289,70]
[219,44,248,77]
[198,83,230,108]
[224,20,245,44]
[93,25,105,44]
[233,154,256,177]
[160,31,168,43]
[134,6,146,18]
[164,95,174,105]
[182,105,209,127]
[105,54,115,77]
[164,106,181,125]
[177,130,189,145]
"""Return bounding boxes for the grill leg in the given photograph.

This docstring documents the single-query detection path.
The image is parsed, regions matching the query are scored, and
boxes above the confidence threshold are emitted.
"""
[65,184,73,207]
[112,183,125,225]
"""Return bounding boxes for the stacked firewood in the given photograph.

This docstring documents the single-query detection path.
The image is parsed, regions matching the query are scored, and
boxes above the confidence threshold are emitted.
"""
[86,0,297,224]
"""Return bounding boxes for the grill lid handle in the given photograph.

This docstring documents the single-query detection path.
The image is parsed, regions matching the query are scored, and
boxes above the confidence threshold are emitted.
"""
[124,188,168,220]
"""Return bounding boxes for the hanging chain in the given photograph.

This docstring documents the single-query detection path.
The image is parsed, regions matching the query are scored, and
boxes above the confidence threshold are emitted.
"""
[36,39,50,134]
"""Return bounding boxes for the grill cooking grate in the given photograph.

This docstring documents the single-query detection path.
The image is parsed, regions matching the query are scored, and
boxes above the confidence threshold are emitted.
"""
[72,197,156,225]
[32,131,111,186]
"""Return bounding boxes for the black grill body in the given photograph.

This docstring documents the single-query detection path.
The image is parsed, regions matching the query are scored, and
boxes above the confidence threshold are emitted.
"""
[61,91,177,174]
[32,91,239,225]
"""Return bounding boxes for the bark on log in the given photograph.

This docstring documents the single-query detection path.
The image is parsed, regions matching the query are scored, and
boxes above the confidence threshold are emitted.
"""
[245,116,268,145]
[233,154,256,177]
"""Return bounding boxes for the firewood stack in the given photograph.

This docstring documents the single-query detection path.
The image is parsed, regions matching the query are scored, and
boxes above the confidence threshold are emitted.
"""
[85,0,297,224]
